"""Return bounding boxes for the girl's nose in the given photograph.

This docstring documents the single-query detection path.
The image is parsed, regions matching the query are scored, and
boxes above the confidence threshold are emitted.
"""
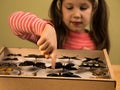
[73,9,82,19]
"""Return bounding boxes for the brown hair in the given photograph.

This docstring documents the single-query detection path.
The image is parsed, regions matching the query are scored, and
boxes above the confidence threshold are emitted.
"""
[49,0,110,52]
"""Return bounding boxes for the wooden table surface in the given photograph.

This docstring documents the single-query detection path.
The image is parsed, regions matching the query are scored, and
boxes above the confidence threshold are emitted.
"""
[112,65,120,90]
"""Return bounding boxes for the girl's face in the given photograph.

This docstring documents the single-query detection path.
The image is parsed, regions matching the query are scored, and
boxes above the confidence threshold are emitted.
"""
[62,0,93,33]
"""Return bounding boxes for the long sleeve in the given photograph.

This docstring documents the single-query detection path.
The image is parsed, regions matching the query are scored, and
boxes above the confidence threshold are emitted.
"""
[8,11,50,43]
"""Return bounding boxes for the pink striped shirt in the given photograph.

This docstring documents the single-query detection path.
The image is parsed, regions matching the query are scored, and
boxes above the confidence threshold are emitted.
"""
[63,31,96,50]
[8,11,96,50]
[8,11,50,43]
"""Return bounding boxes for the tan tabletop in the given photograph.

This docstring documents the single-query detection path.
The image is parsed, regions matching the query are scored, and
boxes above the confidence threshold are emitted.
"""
[112,65,120,90]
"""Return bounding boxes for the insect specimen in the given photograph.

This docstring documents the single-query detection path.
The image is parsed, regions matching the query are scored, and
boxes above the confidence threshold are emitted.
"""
[80,57,106,68]
[19,61,46,69]
[78,57,109,78]
[0,62,21,75]
[7,54,22,56]
[3,58,18,61]
[48,62,77,70]
[24,54,45,58]
[59,56,80,60]
[47,71,80,78]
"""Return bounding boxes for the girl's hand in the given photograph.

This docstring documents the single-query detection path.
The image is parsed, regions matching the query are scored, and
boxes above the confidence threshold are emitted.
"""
[37,24,57,69]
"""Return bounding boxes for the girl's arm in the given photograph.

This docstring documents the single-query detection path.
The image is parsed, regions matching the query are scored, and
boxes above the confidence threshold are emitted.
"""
[8,11,57,68]
[8,11,51,43]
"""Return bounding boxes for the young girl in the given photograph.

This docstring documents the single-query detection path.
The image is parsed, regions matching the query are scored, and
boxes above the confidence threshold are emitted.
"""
[8,0,110,68]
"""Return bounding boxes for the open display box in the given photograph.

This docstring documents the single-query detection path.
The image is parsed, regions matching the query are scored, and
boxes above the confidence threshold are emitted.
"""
[0,47,116,90]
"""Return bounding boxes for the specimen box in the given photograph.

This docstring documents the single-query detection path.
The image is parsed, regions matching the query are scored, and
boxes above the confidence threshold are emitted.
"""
[0,47,116,90]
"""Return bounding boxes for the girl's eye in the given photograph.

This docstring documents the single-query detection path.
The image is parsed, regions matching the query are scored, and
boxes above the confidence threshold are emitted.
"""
[67,7,73,10]
[80,6,88,11]
[66,6,73,10]
[80,7,87,10]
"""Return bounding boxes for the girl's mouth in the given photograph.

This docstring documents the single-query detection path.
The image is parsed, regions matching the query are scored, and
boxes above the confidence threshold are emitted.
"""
[71,22,83,26]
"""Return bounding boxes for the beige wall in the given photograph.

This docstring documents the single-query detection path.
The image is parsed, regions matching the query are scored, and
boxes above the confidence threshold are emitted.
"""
[0,0,120,64]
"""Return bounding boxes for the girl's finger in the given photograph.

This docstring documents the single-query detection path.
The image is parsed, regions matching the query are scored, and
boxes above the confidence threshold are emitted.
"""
[45,54,50,59]
[51,50,57,69]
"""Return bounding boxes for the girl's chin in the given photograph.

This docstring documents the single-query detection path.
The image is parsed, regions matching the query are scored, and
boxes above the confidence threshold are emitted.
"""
[69,28,85,33]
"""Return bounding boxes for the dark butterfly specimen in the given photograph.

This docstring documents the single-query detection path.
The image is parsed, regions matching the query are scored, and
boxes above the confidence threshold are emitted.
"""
[24,54,45,58]
[80,57,106,68]
[2,53,21,61]
[3,58,18,61]
[49,62,77,70]
[35,62,46,69]
[59,56,80,60]
[79,57,109,78]
[7,54,22,56]
[55,56,80,70]
[0,62,17,68]
[19,61,46,69]
[24,54,45,63]
[47,71,80,78]
[19,61,35,66]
